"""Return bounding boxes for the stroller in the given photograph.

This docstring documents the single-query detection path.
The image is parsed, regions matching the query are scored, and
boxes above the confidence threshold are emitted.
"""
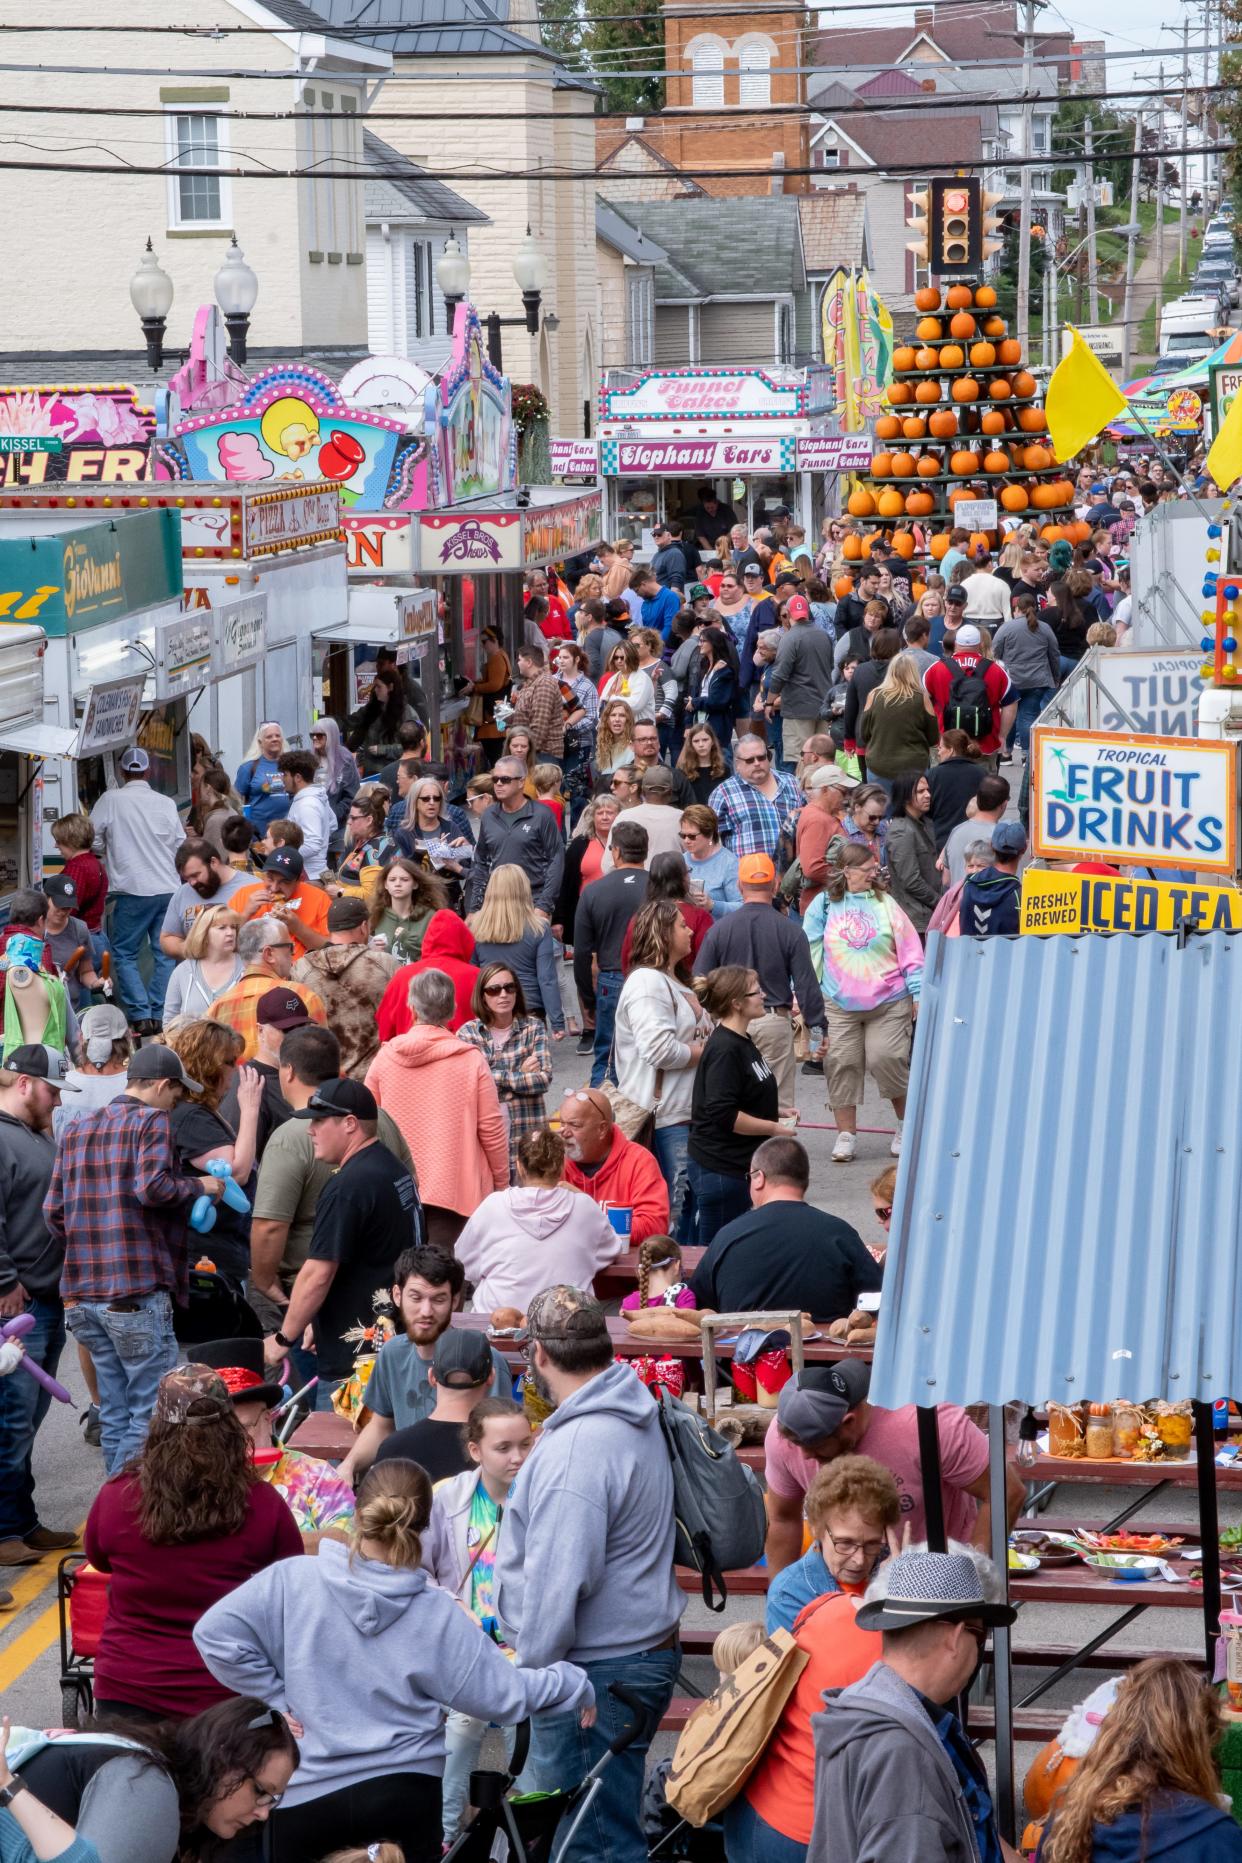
[443,1683,655,1861]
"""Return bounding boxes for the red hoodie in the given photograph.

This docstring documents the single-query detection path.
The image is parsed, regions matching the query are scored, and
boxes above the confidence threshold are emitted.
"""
[376,909,479,1039]
[563,1124,670,1246]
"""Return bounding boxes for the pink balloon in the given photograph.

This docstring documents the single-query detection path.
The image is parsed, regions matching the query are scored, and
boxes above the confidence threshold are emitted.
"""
[1,1313,73,1403]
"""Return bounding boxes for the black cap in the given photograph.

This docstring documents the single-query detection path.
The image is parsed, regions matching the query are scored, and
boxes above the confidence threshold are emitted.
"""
[43,875,77,908]
[256,987,312,1031]
[3,1044,81,1092]
[945,586,968,605]
[128,1044,203,1094]
[432,1328,496,1389]
[264,848,304,880]
[292,1077,378,1121]
[326,896,369,932]
[774,571,801,588]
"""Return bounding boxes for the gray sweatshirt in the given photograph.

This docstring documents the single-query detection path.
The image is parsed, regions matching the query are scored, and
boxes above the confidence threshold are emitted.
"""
[768,623,837,719]
[810,1659,983,1863]
[990,616,1060,691]
[494,1359,684,1667]
[194,1536,591,1806]
[0,1111,60,1300]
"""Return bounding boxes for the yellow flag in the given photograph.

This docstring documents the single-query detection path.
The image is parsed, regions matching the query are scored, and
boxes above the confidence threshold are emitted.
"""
[1207,384,1242,493]
[1045,325,1128,463]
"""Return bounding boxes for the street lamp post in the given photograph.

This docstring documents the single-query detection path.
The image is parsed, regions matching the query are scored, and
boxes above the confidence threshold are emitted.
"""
[435,226,547,370]
[129,238,175,372]
[213,238,259,366]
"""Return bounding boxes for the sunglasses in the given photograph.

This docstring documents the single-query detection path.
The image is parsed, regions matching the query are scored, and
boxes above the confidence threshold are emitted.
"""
[874,1204,893,1223]
[493,774,520,785]
[484,982,517,996]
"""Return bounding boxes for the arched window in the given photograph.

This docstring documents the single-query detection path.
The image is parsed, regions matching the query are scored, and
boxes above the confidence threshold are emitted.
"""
[687,37,726,109]
[736,36,772,107]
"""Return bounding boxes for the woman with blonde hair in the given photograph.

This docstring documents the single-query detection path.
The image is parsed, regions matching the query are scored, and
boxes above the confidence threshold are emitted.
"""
[600,537,635,600]
[194,1456,593,1863]
[468,865,564,1033]
[599,638,656,722]
[595,698,637,778]
[162,905,244,1024]
[396,776,471,905]
[1038,1656,1242,1862]
[858,650,940,795]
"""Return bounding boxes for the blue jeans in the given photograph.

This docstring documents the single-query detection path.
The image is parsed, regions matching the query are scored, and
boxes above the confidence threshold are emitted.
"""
[64,1291,178,1475]
[723,1796,808,1862]
[653,1122,693,1243]
[686,1157,752,1246]
[528,1647,680,1863]
[108,892,174,1023]
[314,1375,343,1413]
[1014,686,1054,752]
[0,1295,65,1540]
[590,968,624,1089]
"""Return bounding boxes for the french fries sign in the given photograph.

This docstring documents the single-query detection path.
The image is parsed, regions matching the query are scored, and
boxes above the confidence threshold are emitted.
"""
[1031,727,1238,878]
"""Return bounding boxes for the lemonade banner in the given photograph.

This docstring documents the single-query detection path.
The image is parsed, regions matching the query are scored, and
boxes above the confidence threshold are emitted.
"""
[1021,867,1242,935]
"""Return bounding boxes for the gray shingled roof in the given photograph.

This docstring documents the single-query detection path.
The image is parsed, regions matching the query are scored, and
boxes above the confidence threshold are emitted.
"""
[259,0,349,31]
[363,130,489,223]
[608,197,806,302]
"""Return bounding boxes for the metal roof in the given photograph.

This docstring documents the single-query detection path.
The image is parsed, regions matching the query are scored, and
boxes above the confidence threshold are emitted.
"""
[871,931,1242,1412]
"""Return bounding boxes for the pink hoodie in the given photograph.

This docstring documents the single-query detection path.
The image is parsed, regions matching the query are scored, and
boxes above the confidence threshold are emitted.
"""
[456,1184,625,1315]
[365,1023,508,1215]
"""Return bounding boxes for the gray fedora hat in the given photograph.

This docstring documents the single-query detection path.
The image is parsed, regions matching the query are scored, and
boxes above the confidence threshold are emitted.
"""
[855,1552,1017,1634]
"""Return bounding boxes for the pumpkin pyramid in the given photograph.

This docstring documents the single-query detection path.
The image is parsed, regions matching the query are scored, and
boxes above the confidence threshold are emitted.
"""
[841,282,1076,571]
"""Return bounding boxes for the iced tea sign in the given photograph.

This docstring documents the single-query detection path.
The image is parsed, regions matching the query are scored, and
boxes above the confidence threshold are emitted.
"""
[1031,727,1238,877]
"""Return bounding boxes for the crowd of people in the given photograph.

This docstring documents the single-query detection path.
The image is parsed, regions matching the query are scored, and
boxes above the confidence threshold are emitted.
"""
[0,467,1230,1863]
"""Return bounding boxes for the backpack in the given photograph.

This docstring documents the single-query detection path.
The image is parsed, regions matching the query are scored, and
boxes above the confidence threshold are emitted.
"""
[654,1388,767,1611]
[945,656,993,741]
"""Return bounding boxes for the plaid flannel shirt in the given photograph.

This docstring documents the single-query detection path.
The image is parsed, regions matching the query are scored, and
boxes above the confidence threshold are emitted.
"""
[708,772,803,861]
[511,670,566,758]
[203,968,328,1062]
[45,1094,205,1303]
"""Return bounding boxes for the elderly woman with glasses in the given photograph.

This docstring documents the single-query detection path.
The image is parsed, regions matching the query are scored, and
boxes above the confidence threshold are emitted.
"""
[458,962,554,1177]
[396,777,472,907]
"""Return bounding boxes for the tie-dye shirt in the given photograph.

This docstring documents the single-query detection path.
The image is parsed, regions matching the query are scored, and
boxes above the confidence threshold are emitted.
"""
[261,1449,355,1536]
[468,1482,510,1650]
[803,887,924,1014]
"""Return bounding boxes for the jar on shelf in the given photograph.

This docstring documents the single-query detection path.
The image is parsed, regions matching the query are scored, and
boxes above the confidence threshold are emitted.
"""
[1112,1403,1143,1459]
[1085,1403,1114,1459]
[1153,1401,1194,1456]
[1048,1402,1085,1459]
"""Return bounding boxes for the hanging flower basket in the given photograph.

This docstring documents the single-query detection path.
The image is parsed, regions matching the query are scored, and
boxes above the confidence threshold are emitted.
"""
[511,382,550,432]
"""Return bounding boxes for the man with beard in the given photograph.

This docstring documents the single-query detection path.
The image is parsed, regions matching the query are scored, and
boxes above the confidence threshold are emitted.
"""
[158,837,249,960]
[558,1087,669,1245]
[335,1245,511,1485]
[0,1047,82,1573]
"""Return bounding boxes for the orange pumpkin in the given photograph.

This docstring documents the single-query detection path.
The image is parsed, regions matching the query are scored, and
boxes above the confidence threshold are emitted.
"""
[969,531,993,555]
[1024,1739,1078,1824]
[1012,370,1037,399]
[834,573,855,599]
[1017,406,1048,433]
[1031,483,1058,510]
[877,489,906,517]
[871,452,893,477]
[890,531,916,560]
[842,534,863,560]
[875,413,902,441]
[980,409,1007,435]
[914,285,941,312]
[860,533,877,557]
[951,377,980,403]
[847,487,877,517]
[905,490,934,516]
[997,338,1022,367]
[901,415,927,439]
[916,453,942,478]
[929,533,952,560]
[1069,519,1092,544]
[989,379,1012,401]
[1000,484,1029,512]
[890,451,916,477]
[984,449,1010,474]
[916,317,943,343]
[1022,444,1051,471]
[893,345,918,373]
[928,409,958,439]
[911,579,927,601]
[888,382,913,406]
[938,344,965,371]
[974,284,998,309]
[969,341,997,368]
[1040,524,1064,543]
[983,315,1007,339]
[914,380,940,405]
[1053,480,1075,506]
[950,450,980,476]
[946,284,974,309]
[915,346,940,371]
[949,311,977,340]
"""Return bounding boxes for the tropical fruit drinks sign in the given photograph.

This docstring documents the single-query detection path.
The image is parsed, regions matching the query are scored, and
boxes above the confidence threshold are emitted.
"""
[1030,727,1237,877]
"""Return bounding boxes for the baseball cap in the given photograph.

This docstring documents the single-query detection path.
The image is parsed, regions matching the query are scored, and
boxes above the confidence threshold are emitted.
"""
[688,583,711,603]
[785,593,810,621]
[775,571,802,589]
[264,847,305,881]
[79,1004,129,1044]
[128,1044,203,1094]
[944,586,968,607]
[1091,483,1107,494]
[992,820,1028,859]
[293,1077,378,1121]
[737,852,776,886]
[3,1044,81,1092]
[776,1361,871,1446]
[326,896,369,933]
[256,987,312,1031]
[43,875,77,908]
[743,563,764,577]
[806,765,858,793]
[118,747,150,774]
[954,623,982,647]
[432,1328,496,1390]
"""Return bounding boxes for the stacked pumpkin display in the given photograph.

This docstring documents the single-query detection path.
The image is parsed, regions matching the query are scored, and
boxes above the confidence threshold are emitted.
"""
[840,282,1075,577]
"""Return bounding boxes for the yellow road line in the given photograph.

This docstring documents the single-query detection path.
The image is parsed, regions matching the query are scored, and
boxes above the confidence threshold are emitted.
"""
[0,1601,61,1692]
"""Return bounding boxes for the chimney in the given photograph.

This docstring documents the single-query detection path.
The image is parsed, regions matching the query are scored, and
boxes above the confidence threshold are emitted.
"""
[770,151,786,196]
[921,78,937,91]
[914,7,933,26]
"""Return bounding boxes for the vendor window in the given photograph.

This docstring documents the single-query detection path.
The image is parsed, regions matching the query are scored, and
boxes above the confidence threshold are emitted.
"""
[613,479,662,548]
[750,477,795,531]
[165,112,231,229]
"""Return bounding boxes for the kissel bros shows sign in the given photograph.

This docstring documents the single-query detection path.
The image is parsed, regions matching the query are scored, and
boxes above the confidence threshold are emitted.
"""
[1031,727,1238,877]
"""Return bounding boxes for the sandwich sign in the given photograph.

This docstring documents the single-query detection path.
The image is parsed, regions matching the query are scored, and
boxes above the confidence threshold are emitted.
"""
[1030,727,1237,878]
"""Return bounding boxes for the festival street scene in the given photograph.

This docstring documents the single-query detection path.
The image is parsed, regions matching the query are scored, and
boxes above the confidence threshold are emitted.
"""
[2,1,1242,1859]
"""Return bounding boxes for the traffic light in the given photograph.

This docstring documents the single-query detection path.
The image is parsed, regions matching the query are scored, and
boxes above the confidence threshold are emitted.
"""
[908,178,1006,277]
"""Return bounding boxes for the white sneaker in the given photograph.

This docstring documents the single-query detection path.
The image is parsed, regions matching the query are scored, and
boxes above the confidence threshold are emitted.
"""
[890,1123,903,1157]
[832,1130,857,1163]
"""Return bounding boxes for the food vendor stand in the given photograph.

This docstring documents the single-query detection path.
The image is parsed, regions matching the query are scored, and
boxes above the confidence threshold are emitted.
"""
[0,624,67,905]
[874,927,1242,1840]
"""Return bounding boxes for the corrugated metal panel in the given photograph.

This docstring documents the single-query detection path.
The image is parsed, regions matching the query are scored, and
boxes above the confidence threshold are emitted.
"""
[870,932,1242,1411]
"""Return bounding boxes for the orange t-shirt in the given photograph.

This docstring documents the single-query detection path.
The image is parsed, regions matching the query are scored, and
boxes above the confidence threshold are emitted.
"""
[230,881,333,960]
[744,1590,881,1844]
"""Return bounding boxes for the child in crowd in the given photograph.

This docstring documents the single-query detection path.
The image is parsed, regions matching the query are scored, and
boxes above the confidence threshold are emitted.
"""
[620,1236,697,1397]
[868,1164,895,1263]
[712,1620,765,1675]
[532,763,566,834]
[424,1397,535,1846]
[50,812,108,961]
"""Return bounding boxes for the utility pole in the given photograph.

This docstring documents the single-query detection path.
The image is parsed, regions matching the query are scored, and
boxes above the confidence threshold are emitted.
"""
[1121,107,1143,380]
[1203,0,1214,203]
[1084,117,1101,324]
[1179,19,1190,277]
[1155,67,1166,357]
[1016,0,1037,355]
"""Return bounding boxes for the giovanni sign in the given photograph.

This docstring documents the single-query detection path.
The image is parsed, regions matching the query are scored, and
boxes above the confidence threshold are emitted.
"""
[1031,727,1237,877]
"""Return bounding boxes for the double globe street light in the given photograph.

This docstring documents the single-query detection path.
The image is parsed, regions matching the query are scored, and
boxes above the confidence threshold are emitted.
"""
[435,226,550,370]
[129,236,260,372]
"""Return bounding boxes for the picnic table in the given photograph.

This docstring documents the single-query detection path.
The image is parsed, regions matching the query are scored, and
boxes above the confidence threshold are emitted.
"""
[449,1308,872,1365]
